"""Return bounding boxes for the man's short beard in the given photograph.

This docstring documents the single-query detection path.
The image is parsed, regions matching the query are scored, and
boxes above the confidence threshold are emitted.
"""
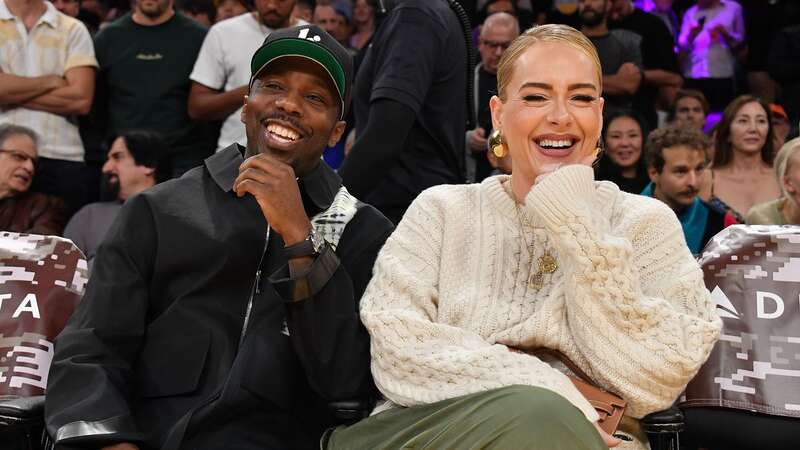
[581,10,606,27]
[140,2,169,18]
[101,174,121,202]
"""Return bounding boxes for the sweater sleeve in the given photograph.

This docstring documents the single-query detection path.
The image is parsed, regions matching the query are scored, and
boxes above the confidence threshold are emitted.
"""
[527,165,722,418]
[360,188,600,422]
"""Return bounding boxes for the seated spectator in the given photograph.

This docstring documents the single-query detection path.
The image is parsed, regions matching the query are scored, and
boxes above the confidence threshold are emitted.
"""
[214,0,248,22]
[314,0,356,55]
[643,125,736,254]
[0,124,66,235]
[327,24,721,450]
[350,0,376,50]
[178,0,217,26]
[52,0,80,16]
[293,0,314,22]
[771,103,792,154]
[746,137,800,225]
[64,130,166,268]
[700,95,780,222]
[769,24,800,127]
[595,109,650,194]
[677,0,745,112]
[668,88,709,132]
[466,12,519,183]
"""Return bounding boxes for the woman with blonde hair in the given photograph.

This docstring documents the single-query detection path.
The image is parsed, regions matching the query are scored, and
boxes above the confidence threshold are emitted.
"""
[746,137,800,225]
[326,24,721,450]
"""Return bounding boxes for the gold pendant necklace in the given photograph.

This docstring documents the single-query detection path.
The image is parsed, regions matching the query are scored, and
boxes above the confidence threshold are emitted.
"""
[516,205,557,290]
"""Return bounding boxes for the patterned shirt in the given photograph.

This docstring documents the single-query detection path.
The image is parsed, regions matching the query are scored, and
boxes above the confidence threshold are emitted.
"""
[0,0,97,161]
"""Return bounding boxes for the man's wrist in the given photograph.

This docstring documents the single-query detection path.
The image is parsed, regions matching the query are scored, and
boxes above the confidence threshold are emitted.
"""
[281,222,312,246]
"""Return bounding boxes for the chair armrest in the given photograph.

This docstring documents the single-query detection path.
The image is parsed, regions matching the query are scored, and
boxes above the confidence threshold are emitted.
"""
[327,399,373,423]
[0,395,45,420]
[642,406,685,434]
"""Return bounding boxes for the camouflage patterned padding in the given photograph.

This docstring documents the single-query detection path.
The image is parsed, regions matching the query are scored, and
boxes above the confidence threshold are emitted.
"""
[683,225,800,418]
[0,232,87,397]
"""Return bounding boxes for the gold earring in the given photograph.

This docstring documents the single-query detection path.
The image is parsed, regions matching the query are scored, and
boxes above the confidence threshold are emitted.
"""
[592,146,602,167]
[489,129,507,158]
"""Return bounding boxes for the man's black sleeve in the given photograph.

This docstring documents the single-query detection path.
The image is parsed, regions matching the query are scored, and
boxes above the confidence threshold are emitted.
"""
[338,99,416,199]
[642,16,680,73]
[768,27,800,82]
[269,206,394,400]
[45,195,155,447]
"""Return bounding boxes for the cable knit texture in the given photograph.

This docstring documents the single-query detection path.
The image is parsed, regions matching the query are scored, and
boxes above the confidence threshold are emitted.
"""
[360,165,722,450]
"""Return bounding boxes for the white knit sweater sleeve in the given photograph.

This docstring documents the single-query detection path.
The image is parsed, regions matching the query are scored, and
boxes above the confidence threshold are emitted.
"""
[360,187,600,422]
[527,165,723,418]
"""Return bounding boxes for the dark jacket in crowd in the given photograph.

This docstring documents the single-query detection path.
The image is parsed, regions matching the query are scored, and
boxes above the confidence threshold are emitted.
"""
[45,145,394,450]
[0,191,66,235]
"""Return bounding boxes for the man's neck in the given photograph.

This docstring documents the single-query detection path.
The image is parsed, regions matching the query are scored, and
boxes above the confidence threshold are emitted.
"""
[0,187,14,201]
[699,0,721,11]
[5,0,46,24]
[132,8,175,26]
[582,22,609,38]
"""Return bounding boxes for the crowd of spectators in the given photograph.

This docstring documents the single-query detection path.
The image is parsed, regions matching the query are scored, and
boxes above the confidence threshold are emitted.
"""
[0,0,799,285]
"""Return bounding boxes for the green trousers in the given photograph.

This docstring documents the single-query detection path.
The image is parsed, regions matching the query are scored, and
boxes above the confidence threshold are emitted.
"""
[325,385,607,450]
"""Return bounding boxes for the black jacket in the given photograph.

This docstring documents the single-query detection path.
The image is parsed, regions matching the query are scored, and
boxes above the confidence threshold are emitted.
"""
[45,145,394,450]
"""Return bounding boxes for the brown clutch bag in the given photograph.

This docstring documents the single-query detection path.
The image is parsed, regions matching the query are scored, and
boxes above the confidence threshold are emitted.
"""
[516,348,627,435]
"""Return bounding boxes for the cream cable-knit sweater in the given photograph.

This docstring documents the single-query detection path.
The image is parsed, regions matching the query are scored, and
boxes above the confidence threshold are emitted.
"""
[360,165,722,449]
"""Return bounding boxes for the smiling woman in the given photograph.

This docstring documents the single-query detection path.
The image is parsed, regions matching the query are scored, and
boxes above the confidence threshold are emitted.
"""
[595,109,650,194]
[325,24,721,450]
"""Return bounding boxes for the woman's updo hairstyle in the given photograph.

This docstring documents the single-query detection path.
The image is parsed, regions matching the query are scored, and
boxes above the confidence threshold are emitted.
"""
[496,24,603,102]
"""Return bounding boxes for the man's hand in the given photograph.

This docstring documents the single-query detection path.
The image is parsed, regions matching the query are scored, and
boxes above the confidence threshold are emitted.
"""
[234,154,311,245]
[42,75,68,91]
[467,127,487,153]
[101,443,139,450]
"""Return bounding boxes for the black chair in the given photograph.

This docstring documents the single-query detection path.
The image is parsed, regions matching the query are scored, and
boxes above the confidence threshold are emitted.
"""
[642,406,684,450]
[0,395,46,450]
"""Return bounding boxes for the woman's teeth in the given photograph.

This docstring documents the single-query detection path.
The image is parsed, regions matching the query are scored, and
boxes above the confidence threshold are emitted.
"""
[538,139,573,149]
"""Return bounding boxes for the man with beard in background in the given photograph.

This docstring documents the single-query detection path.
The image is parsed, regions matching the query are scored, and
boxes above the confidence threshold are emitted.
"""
[189,0,308,150]
[64,131,165,269]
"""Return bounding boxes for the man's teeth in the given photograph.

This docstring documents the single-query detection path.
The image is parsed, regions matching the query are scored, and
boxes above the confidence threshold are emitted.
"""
[538,139,573,149]
[267,124,299,141]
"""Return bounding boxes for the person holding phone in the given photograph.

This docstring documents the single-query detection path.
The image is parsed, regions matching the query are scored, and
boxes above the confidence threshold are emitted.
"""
[678,0,745,111]
[325,24,722,450]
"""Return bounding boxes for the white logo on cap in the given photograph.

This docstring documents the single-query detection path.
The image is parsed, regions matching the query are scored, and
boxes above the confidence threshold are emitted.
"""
[298,28,322,42]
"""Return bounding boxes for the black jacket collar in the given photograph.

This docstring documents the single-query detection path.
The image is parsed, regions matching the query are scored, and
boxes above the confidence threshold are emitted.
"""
[205,144,342,215]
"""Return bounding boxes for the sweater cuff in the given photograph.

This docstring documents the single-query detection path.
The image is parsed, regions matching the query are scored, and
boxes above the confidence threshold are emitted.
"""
[526,165,596,229]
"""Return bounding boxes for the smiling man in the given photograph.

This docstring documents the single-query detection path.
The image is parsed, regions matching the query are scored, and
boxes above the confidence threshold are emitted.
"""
[45,25,393,450]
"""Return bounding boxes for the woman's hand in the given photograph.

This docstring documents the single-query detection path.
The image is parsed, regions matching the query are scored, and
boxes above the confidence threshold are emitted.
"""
[594,422,622,448]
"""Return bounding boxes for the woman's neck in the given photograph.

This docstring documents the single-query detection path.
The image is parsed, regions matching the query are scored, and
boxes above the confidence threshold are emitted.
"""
[510,174,534,204]
[727,149,766,173]
[621,166,638,179]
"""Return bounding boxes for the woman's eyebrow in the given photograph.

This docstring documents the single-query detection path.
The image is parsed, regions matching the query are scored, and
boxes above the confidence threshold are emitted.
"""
[517,82,597,92]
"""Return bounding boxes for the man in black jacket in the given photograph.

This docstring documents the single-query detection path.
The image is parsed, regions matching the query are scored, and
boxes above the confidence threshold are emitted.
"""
[45,25,393,450]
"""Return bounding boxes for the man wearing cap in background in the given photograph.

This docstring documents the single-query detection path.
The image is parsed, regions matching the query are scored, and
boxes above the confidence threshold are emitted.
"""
[45,24,393,450]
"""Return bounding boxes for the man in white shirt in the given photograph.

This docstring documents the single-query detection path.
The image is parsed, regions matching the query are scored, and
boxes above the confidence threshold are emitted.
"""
[188,0,307,150]
[0,0,97,213]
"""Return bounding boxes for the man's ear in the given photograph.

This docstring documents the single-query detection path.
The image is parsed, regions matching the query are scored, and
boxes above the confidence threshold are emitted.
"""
[328,121,347,147]
[240,95,249,124]
[647,165,659,183]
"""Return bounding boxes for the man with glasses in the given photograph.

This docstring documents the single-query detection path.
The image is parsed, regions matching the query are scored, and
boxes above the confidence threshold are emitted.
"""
[0,124,66,235]
[466,12,519,182]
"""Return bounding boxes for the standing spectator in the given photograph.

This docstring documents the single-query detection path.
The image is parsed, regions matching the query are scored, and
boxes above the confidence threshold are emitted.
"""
[747,137,800,225]
[700,95,780,222]
[349,0,375,50]
[579,0,643,117]
[65,130,165,268]
[595,109,650,194]
[52,0,80,16]
[643,125,735,254]
[214,0,248,21]
[609,0,682,129]
[0,124,66,235]
[466,12,519,183]
[769,24,800,128]
[668,89,709,132]
[292,0,313,22]
[0,0,97,214]
[314,0,355,54]
[338,0,470,224]
[189,0,306,151]
[91,0,210,178]
[650,0,678,40]
[677,0,744,112]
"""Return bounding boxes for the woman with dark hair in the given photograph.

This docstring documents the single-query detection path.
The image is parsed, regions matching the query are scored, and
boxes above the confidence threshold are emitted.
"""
[595,109,650,194]
[350,0,377,49]
[700,95,780,222]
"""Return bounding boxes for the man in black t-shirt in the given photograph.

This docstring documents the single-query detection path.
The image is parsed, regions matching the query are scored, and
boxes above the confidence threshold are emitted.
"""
[338,0,468,224]
[90,0,212,178]
[466,12,519,183]
[579,0,643,118]
[610,0,682,129]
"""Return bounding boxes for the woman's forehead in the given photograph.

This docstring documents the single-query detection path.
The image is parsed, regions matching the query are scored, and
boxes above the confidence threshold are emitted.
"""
[510,42,600,88]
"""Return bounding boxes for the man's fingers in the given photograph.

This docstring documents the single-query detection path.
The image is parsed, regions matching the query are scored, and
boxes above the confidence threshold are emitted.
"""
[240,153,294,177]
